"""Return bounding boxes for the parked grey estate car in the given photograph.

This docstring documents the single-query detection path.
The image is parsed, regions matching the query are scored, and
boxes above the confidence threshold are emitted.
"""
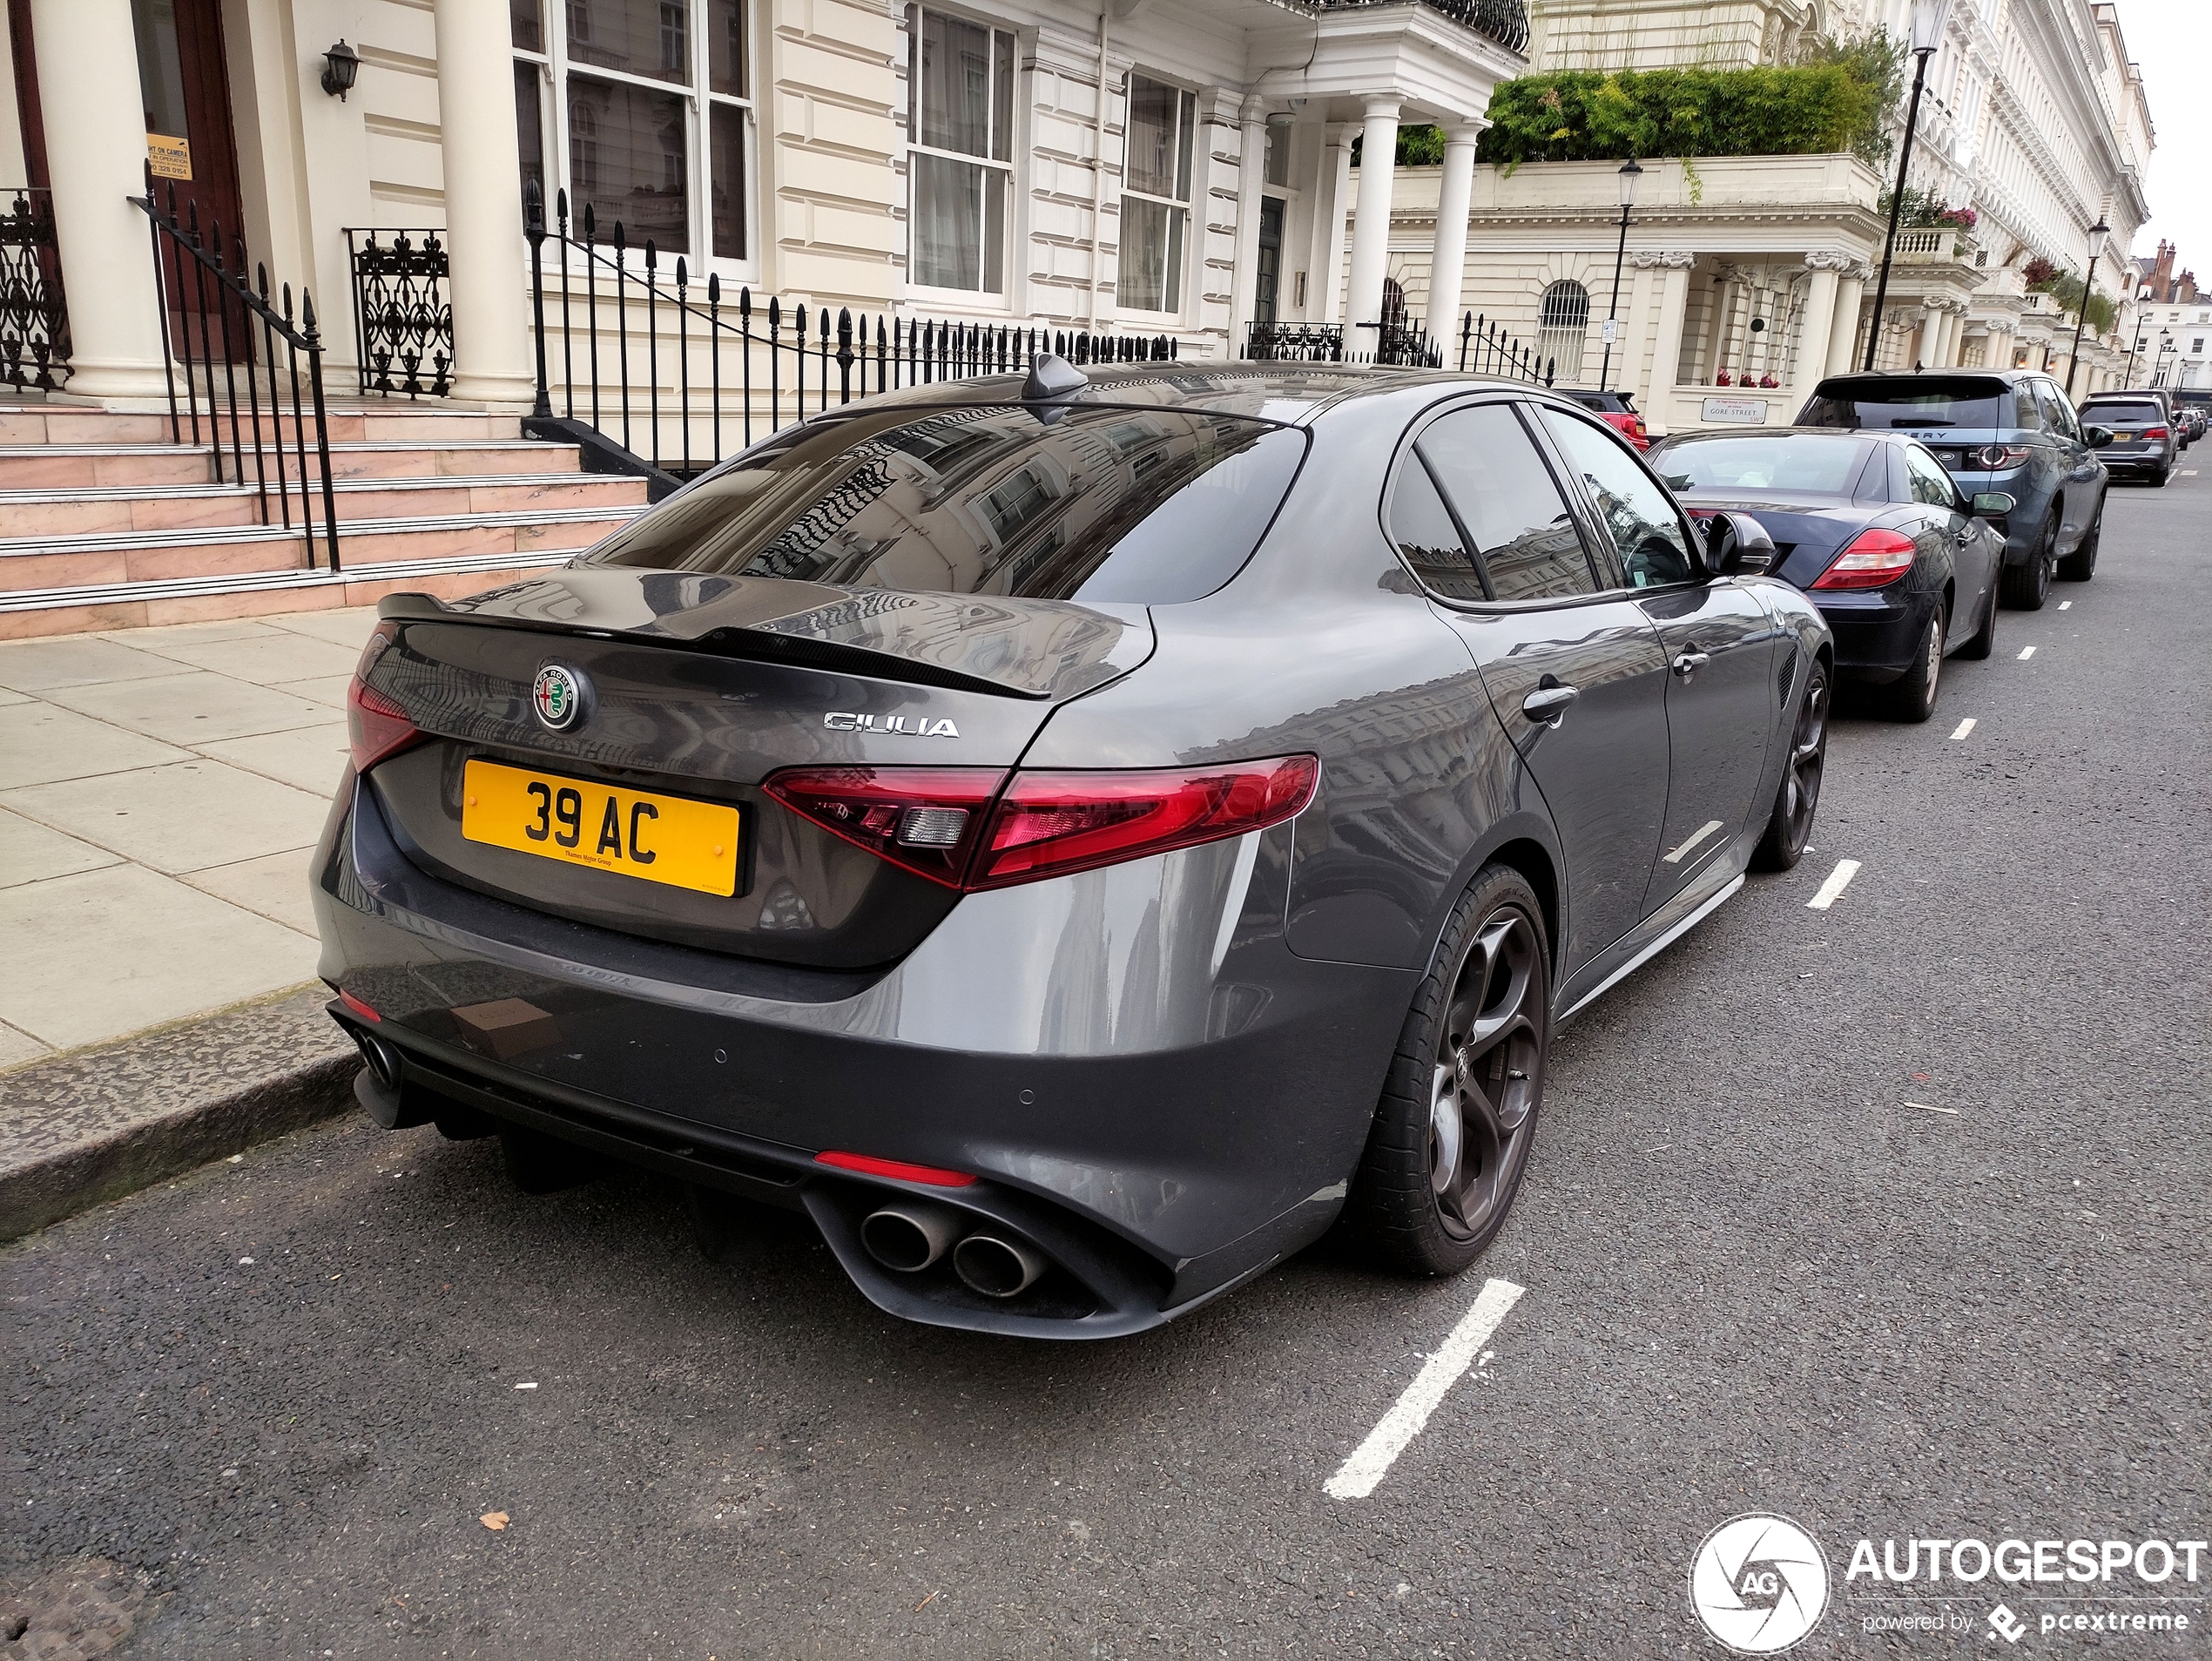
[1797,370,2111,608]
[2076,390,2179,486]
[317,363,1831,1339]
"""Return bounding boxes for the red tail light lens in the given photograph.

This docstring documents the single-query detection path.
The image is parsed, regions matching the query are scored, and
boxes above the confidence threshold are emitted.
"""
[1811,528,1918,590]
[2144,425,2169,440]
[763,755,1318,892]
[815,1150,977,1187]
[973,757,1318,889]
[347,624,422,774]
[763,766,1007,887]
[1973,443,2032,469]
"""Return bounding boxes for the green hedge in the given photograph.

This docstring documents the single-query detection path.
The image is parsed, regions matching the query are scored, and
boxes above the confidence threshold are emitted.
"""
[1413,66,1884,168]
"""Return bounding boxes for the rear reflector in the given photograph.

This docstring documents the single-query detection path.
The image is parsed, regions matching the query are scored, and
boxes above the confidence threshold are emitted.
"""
[1812,528,1918,590]
[347,622,422,774]
[338,989,381,1023]
[764,754,1318,892]
[815,1150,978,1187]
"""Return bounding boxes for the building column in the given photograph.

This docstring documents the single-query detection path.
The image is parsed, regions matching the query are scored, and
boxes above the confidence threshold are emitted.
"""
[1317,125,1355,326]
[1228,97,1268,354]
[1826,269,1866,375]
[435,0,536,407]
[1425,124,1480,343]
[1794,258,1844,396]
[31,0,172,401]
[1344,97,1400,346]
[1641,252,1696,436]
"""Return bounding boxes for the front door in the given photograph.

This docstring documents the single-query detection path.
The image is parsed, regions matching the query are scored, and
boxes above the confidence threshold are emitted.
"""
[131,0,247,354]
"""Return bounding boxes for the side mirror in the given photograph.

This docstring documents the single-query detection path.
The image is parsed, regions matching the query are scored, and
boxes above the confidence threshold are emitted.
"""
[1970,491,2017,517]
[2083,425,2114,449]
[1703,510,1777,577]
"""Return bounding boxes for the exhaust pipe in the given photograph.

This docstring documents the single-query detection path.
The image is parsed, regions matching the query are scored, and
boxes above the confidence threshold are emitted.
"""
[860,1203,964,1273]
[354,1029,402,1092]
[952,1232,1049,1299]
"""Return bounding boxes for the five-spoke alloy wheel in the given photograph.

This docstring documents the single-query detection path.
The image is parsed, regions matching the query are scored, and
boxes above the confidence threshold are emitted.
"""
[1752,658,1829,871]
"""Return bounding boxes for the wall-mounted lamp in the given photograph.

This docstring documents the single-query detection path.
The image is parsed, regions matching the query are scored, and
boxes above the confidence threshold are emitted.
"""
[321,39,361,101]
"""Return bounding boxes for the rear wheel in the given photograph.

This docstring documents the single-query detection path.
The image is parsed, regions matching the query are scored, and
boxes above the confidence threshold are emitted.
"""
[2000,515,2056,610]
[2056,496,2102,582]
[1751,658,1828,871]
[1340,864,1550,1275]
[2149,465,2169,488]
[1878,606,1944,723]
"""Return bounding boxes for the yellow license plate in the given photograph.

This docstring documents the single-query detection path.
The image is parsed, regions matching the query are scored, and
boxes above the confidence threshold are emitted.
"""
[461,759,740,897]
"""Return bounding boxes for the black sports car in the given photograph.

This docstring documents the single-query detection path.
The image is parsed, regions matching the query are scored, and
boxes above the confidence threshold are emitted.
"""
[318,362,1831,1339]
[1650,427,2009,722]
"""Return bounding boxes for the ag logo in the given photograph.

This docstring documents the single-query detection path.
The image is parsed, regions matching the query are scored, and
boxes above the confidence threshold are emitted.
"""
[531,665,588,733]
[1689,1514,1830,1654]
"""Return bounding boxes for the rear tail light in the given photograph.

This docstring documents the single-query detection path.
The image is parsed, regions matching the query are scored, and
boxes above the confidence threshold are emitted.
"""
[347,622,422,774]
[1811,528,1918,590]
[765,755,1318,893]
[1973,443,2032,469]
[2144,426,2169,440]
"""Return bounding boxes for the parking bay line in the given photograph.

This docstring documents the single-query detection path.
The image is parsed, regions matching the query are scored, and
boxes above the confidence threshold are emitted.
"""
[1806,859,1861,910]
[2059,601,2073,610]
[2017,645,2036,660]
[1950,718,1976,740]
[1325,1278,1525,1500]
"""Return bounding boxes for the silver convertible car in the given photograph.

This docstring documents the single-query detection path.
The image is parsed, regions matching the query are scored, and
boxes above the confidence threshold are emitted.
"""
[317,362,1831,1338]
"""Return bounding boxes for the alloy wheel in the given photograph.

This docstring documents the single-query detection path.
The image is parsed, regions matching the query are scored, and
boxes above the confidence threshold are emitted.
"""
[1921,612,1943,707]
[1778,664,1828,851]
[1427,906,1547,1241]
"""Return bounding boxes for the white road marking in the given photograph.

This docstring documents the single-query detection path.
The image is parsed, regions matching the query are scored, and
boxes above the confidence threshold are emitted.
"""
[1806,859,1861,910]
[1949,718,1976,740]
[2017,645,2036,659]
[1662,819,1725,864]
[2058,601,2073,610]
[1325,1278,1524,1500]
[1903,1102,1959,1116]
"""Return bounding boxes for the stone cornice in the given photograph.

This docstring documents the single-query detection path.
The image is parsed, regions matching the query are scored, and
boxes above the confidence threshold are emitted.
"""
[1629,249,1696,269]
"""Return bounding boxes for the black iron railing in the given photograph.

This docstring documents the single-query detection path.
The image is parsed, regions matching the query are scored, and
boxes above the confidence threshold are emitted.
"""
[1457,312,1555,385]
[0,187,66,392]
[1244,319,1442,367]
[1314,0,1528,54]
[524,182,1177,485]
[131,178,341,571]
[345,227,453,398]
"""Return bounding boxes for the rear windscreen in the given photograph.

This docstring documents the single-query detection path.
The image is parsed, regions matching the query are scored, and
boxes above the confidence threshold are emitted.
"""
[581,404,1308,604]
[1656,435,1872,495]
[2080,400,2161,425]
[1800,378,2013,431]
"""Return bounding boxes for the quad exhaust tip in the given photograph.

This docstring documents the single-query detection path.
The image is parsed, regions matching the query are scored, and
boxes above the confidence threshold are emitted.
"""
[952,1232,1048,1299]
[860,1204,963,1273]
[354,1029,403,1093]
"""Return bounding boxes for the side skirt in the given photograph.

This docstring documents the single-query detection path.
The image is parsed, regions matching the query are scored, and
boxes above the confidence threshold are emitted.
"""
[1554,872,1745,1026]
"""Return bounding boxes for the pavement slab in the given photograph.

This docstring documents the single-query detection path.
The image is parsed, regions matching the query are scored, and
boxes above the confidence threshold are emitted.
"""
[0,806,122,888]
[1,759,331,875]
[38,670,334,746]
[137,632,367,686]
[179,847,322,936]
[192,723,351,794]
[0,635,185,693]
[0,703,192,791]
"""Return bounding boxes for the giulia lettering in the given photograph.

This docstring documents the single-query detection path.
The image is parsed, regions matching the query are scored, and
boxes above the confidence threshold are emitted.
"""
[822,712,961,738]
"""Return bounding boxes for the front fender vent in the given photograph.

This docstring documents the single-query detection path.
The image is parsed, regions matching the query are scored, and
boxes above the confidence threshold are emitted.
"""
[1778,648,1798,710]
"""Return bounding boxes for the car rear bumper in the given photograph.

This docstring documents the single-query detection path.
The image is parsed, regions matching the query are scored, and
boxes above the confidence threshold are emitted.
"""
[314,773,1415,1338]
[1809,587,1940,682]
[2100,449,2168,474]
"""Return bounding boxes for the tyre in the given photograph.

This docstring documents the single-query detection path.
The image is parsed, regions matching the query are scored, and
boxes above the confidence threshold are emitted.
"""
[2149,465,2169,488]
[1956,577,2000,659]
[2056,496,2102,582]
[1750,658,1829,872]
[499,1125,595,1194]
[1340,863,1551,1276]
[2000,515,2055,610]
[1878,605,1944,723]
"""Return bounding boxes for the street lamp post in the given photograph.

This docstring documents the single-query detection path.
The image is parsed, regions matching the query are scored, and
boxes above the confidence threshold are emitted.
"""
[2153,332,2175,387]
[2125,330,2146,387]
[1597,156,1643,393]
[2064,217,2109,399]
[1864,0,1953,372]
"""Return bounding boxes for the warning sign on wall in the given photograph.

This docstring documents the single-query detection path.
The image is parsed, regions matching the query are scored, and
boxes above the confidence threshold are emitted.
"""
[147,133,192,180]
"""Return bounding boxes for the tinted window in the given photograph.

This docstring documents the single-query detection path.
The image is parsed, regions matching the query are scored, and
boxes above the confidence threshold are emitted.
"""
[1417,405,1595,602]
[2080,398,2162,426]
[2035,382,2080,441]
[1540,410,1696,589]
[1800,376,2015,432]
[1657,435,1872,495]
[1387,454,1485,601]
[1903,444,1959,508]
[583,405,1307,604]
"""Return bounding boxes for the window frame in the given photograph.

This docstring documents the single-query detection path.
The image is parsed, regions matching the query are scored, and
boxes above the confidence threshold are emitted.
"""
[902,4,1020,304]
[1534,402,1708,595]
[1116,70,1197,321]
[512,0,760,277]
[1379,394,1614,611]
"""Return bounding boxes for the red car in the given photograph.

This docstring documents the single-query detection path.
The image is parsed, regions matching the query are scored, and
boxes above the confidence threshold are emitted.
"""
[1559,388,1649,449]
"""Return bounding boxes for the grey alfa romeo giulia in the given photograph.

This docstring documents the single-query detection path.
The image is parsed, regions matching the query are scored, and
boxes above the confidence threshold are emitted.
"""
[315,361,1831,1338]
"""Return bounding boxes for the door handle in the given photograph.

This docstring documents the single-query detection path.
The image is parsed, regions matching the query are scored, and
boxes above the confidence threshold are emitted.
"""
[1521,683,1580,722]
[1670,650,1710,678]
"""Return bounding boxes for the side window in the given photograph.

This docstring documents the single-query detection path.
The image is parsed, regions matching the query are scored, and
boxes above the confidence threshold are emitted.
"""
[2038,381,2080,441]
[1415,404,1597,602]
[1904,444,1959,509]
[1386,453,1487,602]
[1538,409,1697,589]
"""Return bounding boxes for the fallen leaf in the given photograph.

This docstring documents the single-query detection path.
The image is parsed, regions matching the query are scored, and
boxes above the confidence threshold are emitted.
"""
[914,1590,939,1612]
[1910,1072,1931,1082]
[480,1511,509,1530]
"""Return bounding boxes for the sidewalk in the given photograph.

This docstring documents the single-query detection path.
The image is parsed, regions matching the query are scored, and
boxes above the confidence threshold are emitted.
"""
[0,608,377,1068]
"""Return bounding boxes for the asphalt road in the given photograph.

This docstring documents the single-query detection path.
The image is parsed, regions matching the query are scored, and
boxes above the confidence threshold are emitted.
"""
[6,463,2209,1660]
